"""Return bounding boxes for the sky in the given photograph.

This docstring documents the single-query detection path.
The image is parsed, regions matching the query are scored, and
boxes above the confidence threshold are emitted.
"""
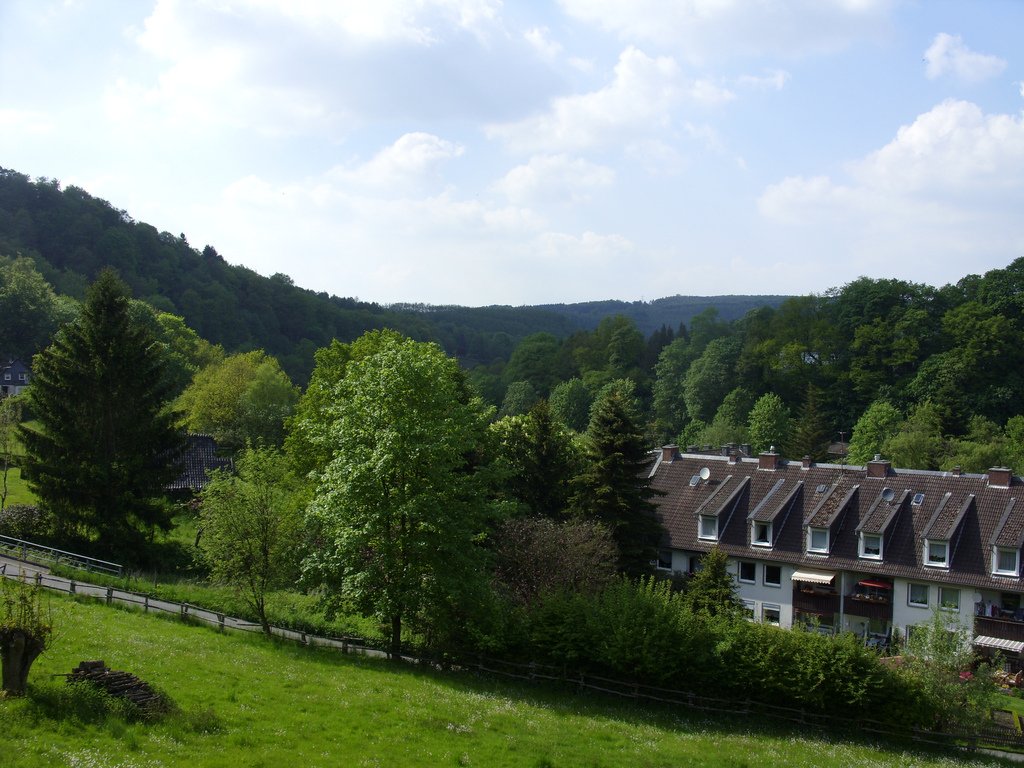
[2,1,1023,307]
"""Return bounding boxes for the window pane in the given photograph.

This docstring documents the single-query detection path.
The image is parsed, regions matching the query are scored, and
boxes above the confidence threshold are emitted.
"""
[862,534,881,557]
[700,516,717,539]
[927,541,947,564]
[939,587,960,611]
[762,605,781,625]
[739,562,756,583]
[764,564,781,586]
[998,548,1018,573]
[754,522,771,544]
[908,583,928,607]
[809,528,827,551]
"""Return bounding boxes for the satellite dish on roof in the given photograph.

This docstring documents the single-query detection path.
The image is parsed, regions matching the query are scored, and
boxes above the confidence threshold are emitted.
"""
[881,487,895,503]
[699,467,711,481]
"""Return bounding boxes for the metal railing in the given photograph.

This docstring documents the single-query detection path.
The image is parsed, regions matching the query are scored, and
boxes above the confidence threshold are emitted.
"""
[0,534,123,576]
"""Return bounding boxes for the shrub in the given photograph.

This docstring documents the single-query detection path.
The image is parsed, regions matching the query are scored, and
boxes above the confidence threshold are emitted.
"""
[0,504,54,541]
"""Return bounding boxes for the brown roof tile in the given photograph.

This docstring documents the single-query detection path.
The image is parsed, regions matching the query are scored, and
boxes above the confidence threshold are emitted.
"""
[649,453,1024,594]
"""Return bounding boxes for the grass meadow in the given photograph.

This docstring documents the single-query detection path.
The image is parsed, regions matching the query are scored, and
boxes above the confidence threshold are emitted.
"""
[1,593,1016,768]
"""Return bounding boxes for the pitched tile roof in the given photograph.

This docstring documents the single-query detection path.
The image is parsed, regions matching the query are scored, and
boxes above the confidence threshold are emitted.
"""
[650,451,1024,593]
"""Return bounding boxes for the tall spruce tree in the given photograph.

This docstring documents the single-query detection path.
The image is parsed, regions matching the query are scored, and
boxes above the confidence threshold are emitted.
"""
[570,381,664,576]
[21,270,182,559]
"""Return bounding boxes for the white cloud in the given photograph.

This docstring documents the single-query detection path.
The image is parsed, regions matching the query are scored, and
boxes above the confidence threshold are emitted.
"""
[924,33,1006,84]
[493,154,615,204]
[688,79,736,105]
[329,133,465,193]
[486,46,680,153]
[205,166,644,304]
[524,26,563,61]
[137,0,502,52]
[737,70,791,91]
[853,100,1024,192]
[757,99,1024,284]
[557,0,894,61]
[0,108,55,135]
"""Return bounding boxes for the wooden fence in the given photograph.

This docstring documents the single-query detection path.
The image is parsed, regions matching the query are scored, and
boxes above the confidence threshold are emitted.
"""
[4,562,1024,753]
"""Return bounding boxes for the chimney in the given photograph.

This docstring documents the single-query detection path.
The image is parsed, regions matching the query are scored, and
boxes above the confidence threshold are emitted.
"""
[988,467,1013,488]
[801,455,813,470]
[951,465,962,477]
[759,448,780,471]
[728,451,740,464]
[661,444,680,463]
[866,455,891,479]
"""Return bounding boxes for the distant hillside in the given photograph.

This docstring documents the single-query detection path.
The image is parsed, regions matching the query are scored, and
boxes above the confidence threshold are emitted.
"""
[535,295,790,335]
[0,168,788,382]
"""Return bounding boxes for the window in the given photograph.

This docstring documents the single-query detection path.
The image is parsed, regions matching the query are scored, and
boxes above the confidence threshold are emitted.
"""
[908,583,929,608]
[2,374,9,381]
[689,474,701,487]
[738,561,756,584]
[925,540,949,568]
[742,600,755,620]
[762,604,781,626]
[699,515,718,541]
[939,587,960,612]
[859,532,882,560]
[994,547,1020,577]
[807,527,829,554]
[763,564,781,587]
[912,493,925,506]
[656,550,673,571]
[752,521,772,547]
[17,373,25,381]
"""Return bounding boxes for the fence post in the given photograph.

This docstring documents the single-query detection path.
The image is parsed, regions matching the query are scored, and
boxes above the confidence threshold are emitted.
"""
[144,595,149,613]
[69,580,76,594]
[106,587,113,605]
[35,572,41,586]
[218,613,225,631]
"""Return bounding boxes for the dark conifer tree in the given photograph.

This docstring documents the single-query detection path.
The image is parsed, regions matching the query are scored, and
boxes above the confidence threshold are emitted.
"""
[21,269,182,560]
[570,385,664,576]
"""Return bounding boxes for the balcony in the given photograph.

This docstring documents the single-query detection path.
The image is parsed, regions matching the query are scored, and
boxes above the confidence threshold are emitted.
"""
[844,593,893,622]
[975,615,1024,644]
[792,588,839,615]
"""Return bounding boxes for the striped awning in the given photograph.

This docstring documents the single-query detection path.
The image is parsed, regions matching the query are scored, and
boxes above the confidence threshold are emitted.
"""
[974,635,1024,653]
[791,569,836,585]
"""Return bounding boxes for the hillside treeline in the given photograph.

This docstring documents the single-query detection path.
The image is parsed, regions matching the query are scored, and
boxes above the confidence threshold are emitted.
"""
[485,259,1024,474]
[0,169,778,383]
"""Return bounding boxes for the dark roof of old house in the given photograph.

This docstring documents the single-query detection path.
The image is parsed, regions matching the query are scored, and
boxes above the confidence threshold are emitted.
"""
[168,434,233,493]
[649,449,1024,593]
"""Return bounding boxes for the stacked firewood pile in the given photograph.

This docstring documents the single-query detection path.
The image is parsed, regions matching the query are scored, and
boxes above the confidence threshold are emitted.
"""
[66,660,169,714]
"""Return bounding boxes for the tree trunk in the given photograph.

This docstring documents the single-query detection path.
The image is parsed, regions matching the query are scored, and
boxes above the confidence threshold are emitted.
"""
[1,630,45,696]
[389,614,402,660]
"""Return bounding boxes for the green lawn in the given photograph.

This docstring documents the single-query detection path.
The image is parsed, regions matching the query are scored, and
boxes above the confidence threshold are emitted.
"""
[2,466,36,506]
[0,594,1014,768]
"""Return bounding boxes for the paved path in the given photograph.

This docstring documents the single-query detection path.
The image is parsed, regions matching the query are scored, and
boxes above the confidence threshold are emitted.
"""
[0,553,390,660]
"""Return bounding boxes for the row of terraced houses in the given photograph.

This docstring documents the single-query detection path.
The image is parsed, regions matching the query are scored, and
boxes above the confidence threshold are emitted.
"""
[648,446,1024,667]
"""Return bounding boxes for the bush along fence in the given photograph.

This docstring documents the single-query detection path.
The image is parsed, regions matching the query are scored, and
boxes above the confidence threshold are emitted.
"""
[2,562,1023,752]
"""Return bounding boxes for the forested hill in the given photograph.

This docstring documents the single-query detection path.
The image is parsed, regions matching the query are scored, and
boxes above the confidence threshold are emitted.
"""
[0,168,785,382]
[535,296,790,336]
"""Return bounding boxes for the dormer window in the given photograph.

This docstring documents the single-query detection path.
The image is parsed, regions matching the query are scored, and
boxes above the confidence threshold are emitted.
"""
[807,527,828,554]
[752,521,772,547]
[698,515,718,541]
[994,547,1020,577]
[859,532,882,560]
[925,539,949,568]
